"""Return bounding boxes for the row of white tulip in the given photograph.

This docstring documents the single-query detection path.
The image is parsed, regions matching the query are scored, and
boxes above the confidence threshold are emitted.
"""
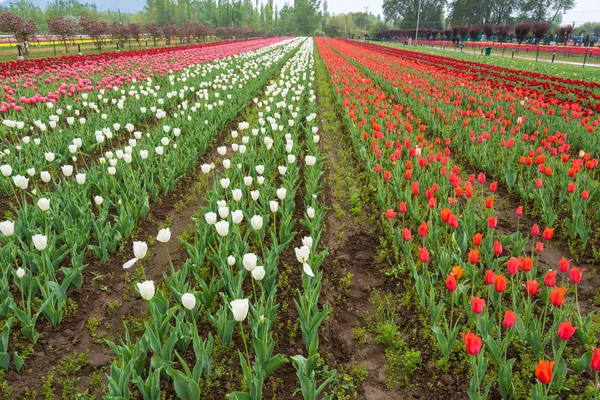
[107,38,337,398]
[0,38,304,366]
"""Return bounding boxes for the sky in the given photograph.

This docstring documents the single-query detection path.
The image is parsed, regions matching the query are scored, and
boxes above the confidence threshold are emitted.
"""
[1,0,600,28]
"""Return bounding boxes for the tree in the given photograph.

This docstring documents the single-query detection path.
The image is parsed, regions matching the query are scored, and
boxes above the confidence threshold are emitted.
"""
[0,12,38,55]
[448,0,489,26]
[457,25,469,40]
[145,22,162,45]
[530,21,550,44]
[514,22,531,44]
[518,0,575,23]
[468,25,481,41]
[494,24,510,42]
[555,24,573,45]
[80,18,109,50]
[110,22,130,49]
[483,23,493,39]
[383,0,445,30]
[47,17,77,52]
[162,22,177,45]
[129,23,142,45]
[573,22,598,39]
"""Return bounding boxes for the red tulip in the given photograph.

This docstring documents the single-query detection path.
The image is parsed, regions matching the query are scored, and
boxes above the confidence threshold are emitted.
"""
[521,257,533,272]
[542,227,555,241]
[494,274,507,293]
[440,208,451,223]
[468,248,479,264]
[531,224,540,236]
[550,287,567,307]
[507,257,519,275]
[591,347,600,371]
[558,257,570,273]
[488,216,498,229]
[493,241,502,255]
[477,172,486,184]
[516,206,523,216]
[472,233,483,246]
[503,310,517,328]
[446,274,457,291]
[535,360,556,385]
[569,267,585,284]
[544,270,557,287]
[419,247,430,263]
[383,171,391,181]
[385,209,397,219]
[567,182,576,193]
[535,241,544,253]
[485,197,494,209]
[484,269,496,285]
[490,181,497,192]
[419,221,428,237]
[582,190,589,200]
[402,228,411,242]
[399,201,407,213]
[463,330,482,355]
[557,321,578,341]
[524,280,541,295]
[471,296,485,314]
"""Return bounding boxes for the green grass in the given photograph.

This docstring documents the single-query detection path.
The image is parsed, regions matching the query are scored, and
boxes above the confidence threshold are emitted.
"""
[377,41,600,82]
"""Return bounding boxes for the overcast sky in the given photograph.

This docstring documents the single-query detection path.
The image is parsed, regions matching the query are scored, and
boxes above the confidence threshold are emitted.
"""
[287,0,600,27]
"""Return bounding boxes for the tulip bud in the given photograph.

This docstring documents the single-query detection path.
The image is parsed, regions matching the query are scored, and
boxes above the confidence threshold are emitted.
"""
[252,266,266,281]
[231,210,244,224]
[0,220,15,237]
[137,280,155,301]
[40,171,51,183]
[37,198,50,212]
[230,299,249,322]
[307,207,315,219]
[16,267,26,279]
[32,234,48,251]
[251,215,263,230]
[181,293,196,310]
[215,220,229,237]
[156,228,171,243]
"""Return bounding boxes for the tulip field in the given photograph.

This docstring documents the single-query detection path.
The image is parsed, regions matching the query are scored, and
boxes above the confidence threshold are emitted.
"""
[0,36,599,399]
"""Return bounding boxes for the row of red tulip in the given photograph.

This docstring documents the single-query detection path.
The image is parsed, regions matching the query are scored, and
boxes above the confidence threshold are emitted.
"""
[317,37,599,398]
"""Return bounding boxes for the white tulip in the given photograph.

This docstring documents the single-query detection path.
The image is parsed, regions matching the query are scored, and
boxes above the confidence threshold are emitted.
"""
[243,253,258,271]
[94,196,104,206]
[61,165,73,177]
[201,164,212,174]
[12,175,28,190]
[161,137,170,146]
[270,200,279,213]
[303,263,315,278]
[217,146,227,156]
[140,150,149,159]
[313,135,320,143]
[243,176,253,186]
[287,154,296,164]
[302,236,314,249]
[181,293,196,310]
[68,144,77,154]
[307,207,315,219]
[37,198,50,212]
[230,299,249,322]
[252,266,266,281]
[16,267,25,279]
[32,234,48,251]
[227,255,236,266]
[257,176,265,185]
[0,221,14,237]
[232,189,243,201]
[40,171,51,183]
[278,166,287,175]
[219,178,230,189]
[26,168,35,177]
[295,245,310,263]
[205,212,217,225]
[75,173,86,185]
[155,146,164,155]
[251,215,263,231]
[107,167,116,175]
[231,210,244,224]
[0,164,12,177]
[250,190,260,201]
[218,206,229,219]
[276,188,287,200]
[137,280,155,301]
[223,159,231,169]
[305,156,316,166]
[255,165,265,175]
[215,220,229,237]
[157,228,171,243]
[44,152,55,162]
[133,241,148,259]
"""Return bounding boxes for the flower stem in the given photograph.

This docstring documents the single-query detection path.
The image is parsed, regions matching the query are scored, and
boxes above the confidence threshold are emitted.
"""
[239,322,251,366]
